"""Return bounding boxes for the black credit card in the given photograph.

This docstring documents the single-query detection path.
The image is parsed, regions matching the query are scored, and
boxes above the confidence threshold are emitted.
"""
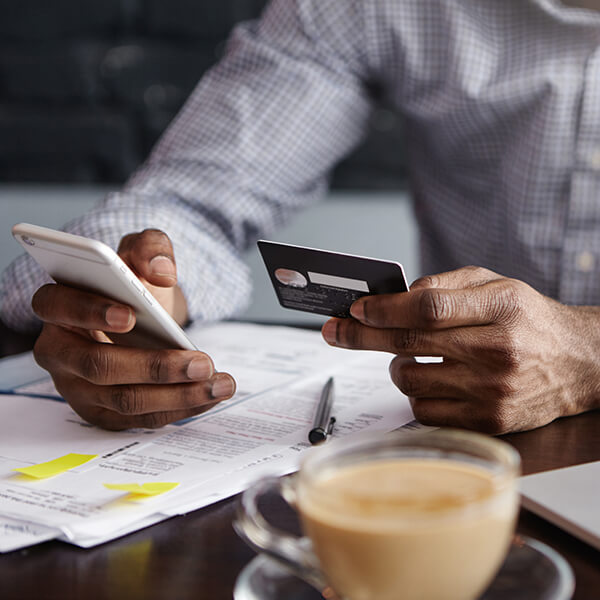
[258,240,409,318]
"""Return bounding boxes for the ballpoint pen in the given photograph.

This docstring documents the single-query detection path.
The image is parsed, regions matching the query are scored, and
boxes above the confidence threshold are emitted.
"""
[308,376,336,444]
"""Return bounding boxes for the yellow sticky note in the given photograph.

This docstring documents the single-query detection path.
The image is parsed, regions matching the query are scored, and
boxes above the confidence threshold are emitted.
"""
[13,453,97,479]
[103,482,179,497]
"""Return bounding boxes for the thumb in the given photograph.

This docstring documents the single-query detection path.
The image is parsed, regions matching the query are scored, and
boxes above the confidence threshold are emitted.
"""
[118,229,177,288]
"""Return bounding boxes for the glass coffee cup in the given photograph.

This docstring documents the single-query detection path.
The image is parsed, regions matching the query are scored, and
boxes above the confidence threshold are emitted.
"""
[235,428,521,600]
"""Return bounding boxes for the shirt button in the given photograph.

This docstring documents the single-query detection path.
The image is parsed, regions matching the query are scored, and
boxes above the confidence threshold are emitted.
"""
[589,150,600,170]
[575,251,595,272]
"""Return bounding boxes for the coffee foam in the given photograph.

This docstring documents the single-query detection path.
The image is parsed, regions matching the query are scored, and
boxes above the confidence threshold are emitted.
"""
[299,458,513,530]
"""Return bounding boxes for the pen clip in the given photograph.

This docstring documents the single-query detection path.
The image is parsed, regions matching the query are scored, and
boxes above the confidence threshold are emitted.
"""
[308,377,336,445]
[326,417,336,436]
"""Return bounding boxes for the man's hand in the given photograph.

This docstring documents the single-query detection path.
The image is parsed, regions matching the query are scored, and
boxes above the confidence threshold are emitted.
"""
[321,266,600,434]
[31,229,235,430]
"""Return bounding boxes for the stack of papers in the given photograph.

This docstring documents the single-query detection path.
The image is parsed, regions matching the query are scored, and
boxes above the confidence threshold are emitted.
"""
[0,322,417,552]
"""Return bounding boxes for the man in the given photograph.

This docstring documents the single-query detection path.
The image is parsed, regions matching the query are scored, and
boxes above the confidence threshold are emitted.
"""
[2,0,600,432]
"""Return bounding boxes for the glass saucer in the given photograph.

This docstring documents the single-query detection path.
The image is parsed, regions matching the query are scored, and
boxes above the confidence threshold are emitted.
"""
[234,536,574,600]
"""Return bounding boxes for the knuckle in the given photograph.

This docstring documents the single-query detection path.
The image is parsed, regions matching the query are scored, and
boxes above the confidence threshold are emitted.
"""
[492,337,522,370]
[465,265,491,279]
[465,265,497,281]
[141,228,172,249]
[147,351,170,383]
[478,327,522,370]
[461,266,499,289]
[79,348,112,384]
[493,279,528,322]
[142,228,168,239]
[110,385,143,415]
[391,328,422,353]
[413,275,436,288]
[418,289,452,325]
[138,412,171,429]
[410,274,438,291]
[182,383,203,406]
[84,408,125,431]
[338,321,361,348]
[488,375,519,399]
[117,233,137,253]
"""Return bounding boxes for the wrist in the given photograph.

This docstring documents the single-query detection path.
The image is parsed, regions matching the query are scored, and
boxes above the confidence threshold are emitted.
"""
[560,305,600,415]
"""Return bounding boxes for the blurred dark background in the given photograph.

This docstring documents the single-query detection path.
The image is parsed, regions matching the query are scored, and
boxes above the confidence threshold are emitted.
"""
[0,0,406,189]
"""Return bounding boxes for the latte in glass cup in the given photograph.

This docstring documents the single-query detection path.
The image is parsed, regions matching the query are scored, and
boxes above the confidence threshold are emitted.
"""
[298,454,518,600]
[236,429,521,600]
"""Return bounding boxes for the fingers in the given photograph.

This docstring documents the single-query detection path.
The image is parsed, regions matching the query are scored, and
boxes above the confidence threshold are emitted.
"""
[322,317,484,361]
[33,325,236,430]
[323,318,426,355]
[408,397,520,435]
[408,397,471,429]
[118,229,177,288]
[92,406,220,431]
[389,356,520,434]
[57,378,225,431]
[389,356,477,399]
[33,284,135,332]
[54,373,233,424]
[349,276,525,330]
[35,325,216,385]
[387,356,474,429]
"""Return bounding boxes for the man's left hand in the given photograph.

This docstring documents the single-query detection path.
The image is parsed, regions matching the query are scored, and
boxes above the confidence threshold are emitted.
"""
[321,266,600,434]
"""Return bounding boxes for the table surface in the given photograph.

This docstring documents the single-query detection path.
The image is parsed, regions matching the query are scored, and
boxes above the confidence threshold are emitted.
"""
[1,327,599,600]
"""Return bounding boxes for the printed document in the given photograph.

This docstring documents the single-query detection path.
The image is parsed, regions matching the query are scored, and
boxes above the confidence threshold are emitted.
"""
[0,322,416,551]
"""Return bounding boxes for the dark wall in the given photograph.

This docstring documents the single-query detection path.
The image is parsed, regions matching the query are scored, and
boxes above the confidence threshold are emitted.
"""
[0,0,406,189]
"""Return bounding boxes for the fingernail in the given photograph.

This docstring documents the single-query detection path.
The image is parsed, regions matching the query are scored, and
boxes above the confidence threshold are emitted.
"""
[149,255,176,278]
[186,357,213,380]
[105,305,133,328]
[350,300,365,321]
[211,376,235,399]
[322,320,338,345]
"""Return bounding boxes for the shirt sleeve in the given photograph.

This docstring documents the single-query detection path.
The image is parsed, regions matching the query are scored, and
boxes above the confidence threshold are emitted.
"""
[0,0,373,333]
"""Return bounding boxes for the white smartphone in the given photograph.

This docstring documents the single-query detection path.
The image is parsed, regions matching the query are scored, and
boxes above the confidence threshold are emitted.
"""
[12,223,197,351]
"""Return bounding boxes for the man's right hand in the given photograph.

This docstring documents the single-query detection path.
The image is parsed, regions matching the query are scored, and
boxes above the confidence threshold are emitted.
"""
[30,229,236,430]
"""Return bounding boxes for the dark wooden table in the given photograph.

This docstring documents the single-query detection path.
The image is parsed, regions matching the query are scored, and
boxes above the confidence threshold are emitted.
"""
[1,326,599,600]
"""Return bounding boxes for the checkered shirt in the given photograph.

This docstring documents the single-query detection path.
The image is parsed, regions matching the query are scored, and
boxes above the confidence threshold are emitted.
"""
[3,0,600,332]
